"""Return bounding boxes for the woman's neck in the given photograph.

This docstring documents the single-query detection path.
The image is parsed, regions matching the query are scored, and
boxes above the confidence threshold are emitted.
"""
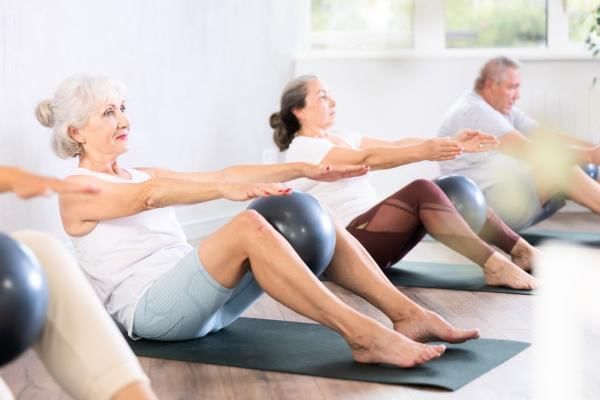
[78,156,124,177]
[296,126,329,138]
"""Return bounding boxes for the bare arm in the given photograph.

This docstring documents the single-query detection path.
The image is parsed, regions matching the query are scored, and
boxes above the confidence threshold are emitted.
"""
[0,166,98,198]
[498,130,600,164]
[320,141,462,171]
[360,129,498,153]
[59,174,291,236]
[360,136,425,148]
[138,162,369,184]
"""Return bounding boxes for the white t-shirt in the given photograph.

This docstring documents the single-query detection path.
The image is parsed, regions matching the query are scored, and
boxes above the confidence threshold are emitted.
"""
[284,132,378,226]
[437,90,538,190]
[67,167,193,337]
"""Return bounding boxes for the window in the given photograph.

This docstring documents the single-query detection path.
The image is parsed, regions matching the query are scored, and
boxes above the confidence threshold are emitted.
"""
[311,0,414,50]
[567,0,597,42]
[308,0,598,55]
[443,0,547,48]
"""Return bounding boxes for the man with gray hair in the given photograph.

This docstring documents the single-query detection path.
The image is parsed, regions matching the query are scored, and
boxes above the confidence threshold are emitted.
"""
[437,56,600,230]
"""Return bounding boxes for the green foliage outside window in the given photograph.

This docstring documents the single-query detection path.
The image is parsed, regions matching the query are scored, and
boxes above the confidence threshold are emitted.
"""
[444,0,547,48]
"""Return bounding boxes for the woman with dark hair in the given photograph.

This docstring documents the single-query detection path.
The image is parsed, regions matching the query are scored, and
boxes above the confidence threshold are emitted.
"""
[270,75,537,290]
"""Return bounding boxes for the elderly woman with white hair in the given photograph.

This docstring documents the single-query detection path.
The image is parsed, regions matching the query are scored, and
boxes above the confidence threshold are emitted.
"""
[35,75,481,369]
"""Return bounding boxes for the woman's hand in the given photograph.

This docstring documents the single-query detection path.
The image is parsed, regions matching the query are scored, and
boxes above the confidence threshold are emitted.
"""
[420,138,464,161]
[218,181,292,201]
[303,164,370,182]
[452,129,499,153]
[10,169,99,199]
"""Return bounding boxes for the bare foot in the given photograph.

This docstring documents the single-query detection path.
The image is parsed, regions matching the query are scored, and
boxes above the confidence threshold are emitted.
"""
[510,238,540,272]
[483,252,537,290]
[393,308,480,344]
[349,320,446,368]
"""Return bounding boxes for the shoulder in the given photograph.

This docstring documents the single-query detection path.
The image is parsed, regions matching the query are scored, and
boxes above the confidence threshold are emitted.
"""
[286,136,335,164]
[332,131,362,148]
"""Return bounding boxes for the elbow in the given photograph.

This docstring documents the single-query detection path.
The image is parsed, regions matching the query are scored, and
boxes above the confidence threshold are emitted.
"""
[362,154,388,170]
[140,180,164,210]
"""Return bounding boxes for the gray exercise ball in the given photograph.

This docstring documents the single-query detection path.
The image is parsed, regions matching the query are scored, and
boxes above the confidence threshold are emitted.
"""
[247,191,336,276]
[433,175,488,233]
[0,233,49,366]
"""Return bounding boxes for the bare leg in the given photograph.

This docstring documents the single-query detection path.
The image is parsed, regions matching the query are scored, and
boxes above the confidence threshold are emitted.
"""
[509,238,541,272]
[562,166,600,213]
[325,217,480,343]
[198,210,445,367]
[112,382,158,400]
[347,180,537,290]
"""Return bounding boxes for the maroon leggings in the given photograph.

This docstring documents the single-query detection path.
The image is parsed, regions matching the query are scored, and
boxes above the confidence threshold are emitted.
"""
[346,179,520,269]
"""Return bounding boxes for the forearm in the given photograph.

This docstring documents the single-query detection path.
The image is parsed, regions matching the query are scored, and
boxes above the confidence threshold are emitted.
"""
[392,138,425,146]
[362,145,426,170]
[143,178,224,208]
[556,133,596,148]
[0,166,19,193]
[499,139,593,165]
[218,162,309,183]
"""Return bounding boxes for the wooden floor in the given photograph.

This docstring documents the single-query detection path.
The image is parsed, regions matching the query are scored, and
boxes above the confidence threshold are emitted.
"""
[2,208,600,399]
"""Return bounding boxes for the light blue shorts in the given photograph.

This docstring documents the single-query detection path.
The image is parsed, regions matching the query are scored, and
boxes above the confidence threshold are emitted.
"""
[132,247,263,341]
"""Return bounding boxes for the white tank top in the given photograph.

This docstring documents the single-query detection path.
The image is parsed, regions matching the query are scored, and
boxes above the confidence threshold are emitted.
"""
[67,167,193,336]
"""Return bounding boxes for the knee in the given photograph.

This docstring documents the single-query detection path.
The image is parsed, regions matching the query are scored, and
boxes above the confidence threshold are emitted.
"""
[406,179,444,198]
[233,210,276,237]
[9,230,64,256]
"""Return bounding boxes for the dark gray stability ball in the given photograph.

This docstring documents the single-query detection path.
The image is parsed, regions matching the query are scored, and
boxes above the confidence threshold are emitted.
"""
[247,191,336,276]
[581,163,599,180]
[0,233,49,366]
[433,175,488,233]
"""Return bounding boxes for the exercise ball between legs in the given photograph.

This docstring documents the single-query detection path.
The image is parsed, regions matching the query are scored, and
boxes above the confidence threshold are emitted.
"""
[247,191,336,276]
[433,175,488,233]
[581,163,599,180]
[0,233,49,366]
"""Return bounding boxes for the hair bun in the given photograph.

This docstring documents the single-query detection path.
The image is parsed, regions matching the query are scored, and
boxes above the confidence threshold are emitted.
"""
[35,99,55,128]
[269,112,282,129]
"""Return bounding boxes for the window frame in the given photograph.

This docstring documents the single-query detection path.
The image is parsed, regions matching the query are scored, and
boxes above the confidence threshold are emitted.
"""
[306,0,595,60]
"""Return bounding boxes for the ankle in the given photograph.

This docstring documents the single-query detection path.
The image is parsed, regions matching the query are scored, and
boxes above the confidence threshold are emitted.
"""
[391,305,425,325]
[510,238,528,256]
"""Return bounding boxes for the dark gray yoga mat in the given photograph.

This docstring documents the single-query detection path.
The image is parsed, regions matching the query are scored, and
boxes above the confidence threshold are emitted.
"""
[519,228,600,246]
[129,317,529,391]
[386,261,534,295]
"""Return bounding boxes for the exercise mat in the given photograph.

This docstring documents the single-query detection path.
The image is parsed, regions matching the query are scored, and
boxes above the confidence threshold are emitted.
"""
[129,317,530,391]
[519,228,600,246]
[386,260,534,295]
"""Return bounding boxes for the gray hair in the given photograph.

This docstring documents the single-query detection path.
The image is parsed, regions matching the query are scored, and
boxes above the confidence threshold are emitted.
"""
[270,75,317,151]
[35,75,125,158]
[474,56,521,92]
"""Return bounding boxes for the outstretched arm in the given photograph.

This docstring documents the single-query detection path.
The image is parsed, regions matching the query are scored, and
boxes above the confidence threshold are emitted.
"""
[360,129,498,153]
[498,130,600,165]
[138,162,369,184]
[0,166,98,198]
[320,138,464,171]
[59,175,292,236]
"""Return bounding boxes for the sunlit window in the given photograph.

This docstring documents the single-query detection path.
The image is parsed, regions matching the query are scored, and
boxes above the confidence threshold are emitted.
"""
[311,0,414,50]
[567,0,597,42]
[443,0,547,48]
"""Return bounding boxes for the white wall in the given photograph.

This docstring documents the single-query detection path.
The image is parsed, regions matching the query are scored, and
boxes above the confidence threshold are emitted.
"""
[295,56,600,198]
[0,0,309,238]
[3,1,599,240]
